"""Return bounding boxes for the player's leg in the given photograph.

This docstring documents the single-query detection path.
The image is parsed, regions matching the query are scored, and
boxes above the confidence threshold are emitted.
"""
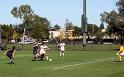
[32,53,37,61]
[34,53,38,61]
[62,51,64,57]
[40,54,44,61]
[117,52,122,61]
[6,54,12,64]
[119,55,122,61]
[45,54,49,61]
[59,51,62,57]
[9,56,14,64]
[119,52,124,61]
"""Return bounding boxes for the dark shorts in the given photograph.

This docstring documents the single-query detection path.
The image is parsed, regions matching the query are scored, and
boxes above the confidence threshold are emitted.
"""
[40,54,44,58]
[33,50,37,55]
[60,50,64,53]
[6,53,12,59]
[33,52,37,55]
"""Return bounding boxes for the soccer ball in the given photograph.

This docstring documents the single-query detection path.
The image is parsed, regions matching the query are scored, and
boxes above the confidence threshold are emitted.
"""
[49,59,52,62]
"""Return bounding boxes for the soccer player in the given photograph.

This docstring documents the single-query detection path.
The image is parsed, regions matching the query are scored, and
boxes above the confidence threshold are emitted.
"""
[56,41,60,51]
[59,41,65,57]
[117,44,124,61]
[39,43,49,61]
[32,42,38,61]
[5,46,16,64]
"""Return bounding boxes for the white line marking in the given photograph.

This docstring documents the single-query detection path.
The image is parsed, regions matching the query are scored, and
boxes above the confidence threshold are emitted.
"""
[53,58,115,70]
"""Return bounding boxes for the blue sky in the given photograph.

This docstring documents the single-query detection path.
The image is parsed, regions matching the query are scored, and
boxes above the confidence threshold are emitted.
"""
[0,0,117,28]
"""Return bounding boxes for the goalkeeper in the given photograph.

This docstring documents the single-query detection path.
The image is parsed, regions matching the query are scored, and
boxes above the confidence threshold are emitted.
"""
[117,44,124,61]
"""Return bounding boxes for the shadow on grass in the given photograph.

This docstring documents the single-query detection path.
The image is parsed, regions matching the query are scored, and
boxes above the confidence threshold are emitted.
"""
[113,61,124,62]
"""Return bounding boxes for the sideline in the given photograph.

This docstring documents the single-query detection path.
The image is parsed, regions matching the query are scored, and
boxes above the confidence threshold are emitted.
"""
[53,57,115,70]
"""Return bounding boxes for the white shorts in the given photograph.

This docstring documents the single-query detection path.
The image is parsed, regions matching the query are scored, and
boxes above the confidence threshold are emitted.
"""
[120,52,124,56]
[117,52,124,56]
[60,49,64,52]
[40,50,46,55]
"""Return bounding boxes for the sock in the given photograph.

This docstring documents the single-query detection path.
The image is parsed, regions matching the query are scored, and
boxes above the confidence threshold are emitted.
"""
[10,59,12,62]
[9,59,13,63]
[60,52,62,57]
[119,56,122,61]
[62,53,64,57]
[46,56,49,61]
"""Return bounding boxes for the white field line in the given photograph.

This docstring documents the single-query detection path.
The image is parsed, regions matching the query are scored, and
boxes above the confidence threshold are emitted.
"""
[53,58,115,70]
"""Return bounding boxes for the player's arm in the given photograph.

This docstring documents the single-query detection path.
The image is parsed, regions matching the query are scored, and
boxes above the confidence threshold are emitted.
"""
[117,48,123,55]
[117,51,121,55]
[44,45,49,50]
[12,50,16,58]
[45,46,50,54]
[4,50,8,54]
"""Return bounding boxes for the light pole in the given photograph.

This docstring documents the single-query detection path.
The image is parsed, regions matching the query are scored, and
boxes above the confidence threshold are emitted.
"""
[82,0,87,48]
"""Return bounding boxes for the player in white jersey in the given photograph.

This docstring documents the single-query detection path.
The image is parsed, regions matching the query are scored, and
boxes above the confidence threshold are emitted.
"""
[59,42,65,57]
[39,43,49,61]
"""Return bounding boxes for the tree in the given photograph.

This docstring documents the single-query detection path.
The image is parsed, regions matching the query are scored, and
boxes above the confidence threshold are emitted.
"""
[100,10,119,34]
[116,0,124,30]
[1,24,14,42]
[100,10,118,29]
[11,5,50,40]
[11,5,34,22]
[100,23,104,29]
[12,29,17,40]
[58,31,65,41]
[65,19,74,41]
[100,0,124,44]
[86,24,99,38]
[65,19,73,31]
[31,15,50,40]
[96,30,102,43]
[73,26,82,38]
[11,5,35,35]
[11,4,34,40]
[116,0,124,44]
[54,24,61,31]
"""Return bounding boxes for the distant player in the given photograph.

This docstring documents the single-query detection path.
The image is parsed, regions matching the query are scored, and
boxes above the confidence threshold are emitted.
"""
[56,41,60,51]
[5,46,16,64]
[116,44,124,61]
[59,41,65,57]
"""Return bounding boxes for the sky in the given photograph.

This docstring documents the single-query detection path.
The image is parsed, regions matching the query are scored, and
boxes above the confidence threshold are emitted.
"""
[0,0,117,28]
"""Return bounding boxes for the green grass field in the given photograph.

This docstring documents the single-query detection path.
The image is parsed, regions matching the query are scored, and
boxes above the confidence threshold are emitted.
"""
[0,44,124,77]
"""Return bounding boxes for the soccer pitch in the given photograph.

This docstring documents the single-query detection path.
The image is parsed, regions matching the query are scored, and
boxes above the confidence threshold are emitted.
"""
[0,44,124,77]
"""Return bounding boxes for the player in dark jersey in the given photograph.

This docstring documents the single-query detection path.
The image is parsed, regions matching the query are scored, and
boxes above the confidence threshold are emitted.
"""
[32,43,38,61]
[5,46,16,64]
